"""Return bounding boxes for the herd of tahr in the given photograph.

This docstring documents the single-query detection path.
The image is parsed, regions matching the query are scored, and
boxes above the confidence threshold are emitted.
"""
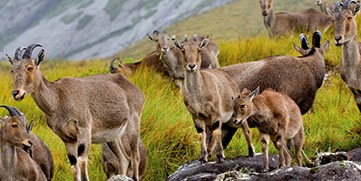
[0,0,360,180]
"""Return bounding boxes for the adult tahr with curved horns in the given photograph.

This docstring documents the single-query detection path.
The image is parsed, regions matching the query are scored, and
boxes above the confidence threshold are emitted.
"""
[329,0,361,112]
[219,30,329,155]
[0,105,47,181]
[7,44,145,181]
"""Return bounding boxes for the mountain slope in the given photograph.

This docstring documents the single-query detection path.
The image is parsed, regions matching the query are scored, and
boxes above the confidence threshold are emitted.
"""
[0,0,233,60]
[121,0,317,59]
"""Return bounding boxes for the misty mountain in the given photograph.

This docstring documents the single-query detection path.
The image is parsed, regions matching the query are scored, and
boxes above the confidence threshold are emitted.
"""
[0,0,233,60]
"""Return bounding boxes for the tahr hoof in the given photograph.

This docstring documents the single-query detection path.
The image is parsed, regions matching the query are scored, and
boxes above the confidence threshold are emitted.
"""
[248,147,255,157]
[262,168,269,173]
[249,151,255,157]
[217,156,225,163]
[198,157,207,164]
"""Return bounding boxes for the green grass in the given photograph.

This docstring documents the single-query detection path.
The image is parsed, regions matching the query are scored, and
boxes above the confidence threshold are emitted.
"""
[1,28,361,180]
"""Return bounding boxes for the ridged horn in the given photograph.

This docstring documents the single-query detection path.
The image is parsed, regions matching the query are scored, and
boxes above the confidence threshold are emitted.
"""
[0,105,20,117]
[110,58,118,73]
[344,0,357,9]
[110,58,117,68]
[299,34,310,50]
[312,30,322,48]
[22,44,43,59]
[14,47,22,60]
[153,30,160,35]
[334,1,343,12]
[193,34,197,42]
[184,34,188,42]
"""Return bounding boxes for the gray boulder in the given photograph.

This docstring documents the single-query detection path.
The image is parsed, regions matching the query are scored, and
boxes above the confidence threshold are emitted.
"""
[168,148,361,181]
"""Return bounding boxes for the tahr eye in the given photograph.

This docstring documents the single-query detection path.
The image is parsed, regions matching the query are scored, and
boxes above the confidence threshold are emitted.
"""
[240,104,246,109]
[12,124,18,128]
[347,16,352,21]
[27,67,34,72]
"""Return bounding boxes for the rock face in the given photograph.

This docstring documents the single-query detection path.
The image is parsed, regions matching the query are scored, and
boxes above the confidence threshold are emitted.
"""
[168,149,361,181]
[0,0,232,60]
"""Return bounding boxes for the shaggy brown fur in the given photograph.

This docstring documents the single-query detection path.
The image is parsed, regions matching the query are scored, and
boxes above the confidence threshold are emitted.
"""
[109,51,166,77]
[0,106,47,181]
[233,88,304,170]
[260,0,333,38]
[219,31,328,155]
[147,30,219,81]
[331,0,361,112]
[7,44,145,181]
[174,35,243,163]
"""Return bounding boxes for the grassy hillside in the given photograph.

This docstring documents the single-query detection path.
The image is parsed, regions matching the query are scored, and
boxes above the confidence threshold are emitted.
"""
[120,0,315,59]
[1,27,361,180]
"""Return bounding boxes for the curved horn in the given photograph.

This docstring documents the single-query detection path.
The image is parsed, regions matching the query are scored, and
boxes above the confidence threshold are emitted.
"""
[184,34,188,42]
[153,30,160,35]
[344,0,360,15]
[344,0,357,9]
[312,30,322,48]
[193,34,197,42]
[22,44,43,59]
[110,58,118,73]
[14,47,22,60]
[10,106,27,124]
[334,1,343,13]
[19,47,27,58]
[299,34,310,50]
[110,58,117,68]
[0,105,20,117]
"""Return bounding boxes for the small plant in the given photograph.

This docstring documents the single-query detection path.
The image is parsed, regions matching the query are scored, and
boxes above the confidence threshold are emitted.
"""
[61,11,83,24]
[76,14,93,30]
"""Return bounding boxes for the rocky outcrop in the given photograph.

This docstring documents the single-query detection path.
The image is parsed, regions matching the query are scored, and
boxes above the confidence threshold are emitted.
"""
[168,148,361,181]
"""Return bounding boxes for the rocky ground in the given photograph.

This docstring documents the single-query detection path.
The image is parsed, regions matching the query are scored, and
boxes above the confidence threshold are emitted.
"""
[166,148,361,181]
[106,148,361,181]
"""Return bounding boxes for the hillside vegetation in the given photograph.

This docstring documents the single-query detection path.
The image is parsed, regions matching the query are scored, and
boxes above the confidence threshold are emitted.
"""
[1,29,361,179]
[1,0,361,180]
[121,0,315,59]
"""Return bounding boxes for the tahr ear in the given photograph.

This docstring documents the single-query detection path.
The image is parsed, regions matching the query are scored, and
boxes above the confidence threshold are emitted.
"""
[321,40,330,51]
[293,43,307,56]
[27,121,34,133]
[249,86,260,101]
[5,54,13,65]
[36,49,45,66]
[117,58,124,68]
[173,40,183,51]
[147,34,155,41]
[326,6,334,16]
[199,38,209,50]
